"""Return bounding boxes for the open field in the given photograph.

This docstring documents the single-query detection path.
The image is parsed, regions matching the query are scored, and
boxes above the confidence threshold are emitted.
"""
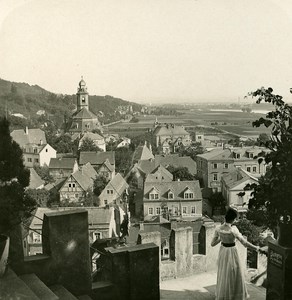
[107,109,271,138]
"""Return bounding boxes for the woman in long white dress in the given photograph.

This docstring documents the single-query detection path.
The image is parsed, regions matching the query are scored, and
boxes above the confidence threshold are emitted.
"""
[211,208,260,300]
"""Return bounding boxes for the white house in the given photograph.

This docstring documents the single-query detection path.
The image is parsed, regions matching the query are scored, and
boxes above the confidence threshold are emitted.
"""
[78,132,106,152]
[221,168,259,212]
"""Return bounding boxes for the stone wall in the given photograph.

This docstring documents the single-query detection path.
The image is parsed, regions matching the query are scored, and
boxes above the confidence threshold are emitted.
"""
[138,222,248,281]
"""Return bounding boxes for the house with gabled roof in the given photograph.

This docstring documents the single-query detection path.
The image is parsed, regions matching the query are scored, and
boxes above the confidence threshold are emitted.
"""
[11,127,56,167]
[78,132,106,151]
[196,146,268,192]
[153,123,191,153]
[99,173,129,207]
[49,157,79,179]
[79,151,115,178]
[132,142,154,163]
[25,206,118,255]
[221,168,259,212]
[59,162,97,202]
[143,179,202,220]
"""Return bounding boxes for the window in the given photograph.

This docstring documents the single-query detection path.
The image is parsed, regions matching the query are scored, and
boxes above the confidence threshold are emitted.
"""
[182,206,187,215]
[72,183,75,188]
[107,190,113,194]
[247,167,251,172]
[173,207,178,215]
[224,163,229,169]
[213,173,218,181]
[156,207,161,215]
[33,148,38,154]
[28,158,32,162]
[46,149,48,152]
[33,232,41,243]
[253,166,257,172]
[155,193,159,199]
[94,232,102,239]
[148,207,154,215]
[104,200,108,205]
[69,184,71,188]
[82,97,86,103]
[191,206,196,214]
[249,153,254,158]
[34,158,39,163]
[168,192,174,199]
[213,163,218,169]
[184,192,194,199]
[113,200,117,204]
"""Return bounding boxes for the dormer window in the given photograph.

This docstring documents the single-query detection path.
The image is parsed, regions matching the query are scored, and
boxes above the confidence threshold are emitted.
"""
[234,153,240,159]
[184,188,194,199]
[149,188,159,200]
[168,191,174,199]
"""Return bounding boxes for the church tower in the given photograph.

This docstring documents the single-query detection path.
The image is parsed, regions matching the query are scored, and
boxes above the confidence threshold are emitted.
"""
[77,76,89,110]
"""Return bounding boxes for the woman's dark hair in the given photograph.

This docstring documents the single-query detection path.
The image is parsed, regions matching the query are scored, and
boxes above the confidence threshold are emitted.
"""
[225,207,238,223]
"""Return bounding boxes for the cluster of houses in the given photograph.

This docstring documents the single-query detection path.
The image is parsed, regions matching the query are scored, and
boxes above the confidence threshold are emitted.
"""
[11,78,270,257]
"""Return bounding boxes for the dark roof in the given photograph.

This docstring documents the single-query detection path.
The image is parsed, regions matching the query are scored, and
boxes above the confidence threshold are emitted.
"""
[105,173,129,196]
[49,157,77,169]
[145,165,173,183]
[144,180,202,201]
[79,151,115,165]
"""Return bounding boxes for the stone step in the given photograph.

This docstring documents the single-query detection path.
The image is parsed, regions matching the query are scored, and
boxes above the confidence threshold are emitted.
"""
[0,268,39,300]
[50,284,78,300]
[91,281,118,300]
[20,273,59,300]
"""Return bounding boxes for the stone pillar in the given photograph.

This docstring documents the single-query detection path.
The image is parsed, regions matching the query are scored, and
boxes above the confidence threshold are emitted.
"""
[42,209,91,296]
[170,227,193,277]
[106,243,160,300]
[204,223,219,271]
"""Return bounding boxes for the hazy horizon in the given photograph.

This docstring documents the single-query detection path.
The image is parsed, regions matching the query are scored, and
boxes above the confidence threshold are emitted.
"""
[1,0,292,104]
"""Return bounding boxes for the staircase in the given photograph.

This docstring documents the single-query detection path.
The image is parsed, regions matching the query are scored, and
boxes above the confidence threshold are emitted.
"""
[0,268,117,300]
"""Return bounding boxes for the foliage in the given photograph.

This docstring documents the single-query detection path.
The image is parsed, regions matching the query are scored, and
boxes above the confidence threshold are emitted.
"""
[51,134,75,153]
[115,147,134,175]
[248,87,292,228]
[129,116,139,123]
[235,218,261,245]
[166,165,196,181]
[208,192,227,210]
[34,165,54,184]
[178,142,204,161]
[79,137,102,152]
[93,175,109,197]
[25,188,50,207]
[0,117,36,232]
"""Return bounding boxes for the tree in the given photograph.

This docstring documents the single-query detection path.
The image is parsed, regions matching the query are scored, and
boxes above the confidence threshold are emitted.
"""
[257,133,270,146]
[0,118,36,233]
[248,87,292,232]
[93,175,108,197]
[79,137,102,152]
[34,165,54,184]
[179,142,204,161]
[166,165,196,181]
[115,147,134,175]
[24,188,50,207]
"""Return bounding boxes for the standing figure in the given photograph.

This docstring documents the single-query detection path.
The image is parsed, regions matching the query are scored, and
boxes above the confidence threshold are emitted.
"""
[211,208,260,300]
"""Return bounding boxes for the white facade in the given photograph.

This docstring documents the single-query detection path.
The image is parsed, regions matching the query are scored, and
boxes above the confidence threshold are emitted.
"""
[39,144,57,166]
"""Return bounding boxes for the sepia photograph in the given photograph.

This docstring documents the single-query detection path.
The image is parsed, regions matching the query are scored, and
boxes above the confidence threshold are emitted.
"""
[1,0,292,299]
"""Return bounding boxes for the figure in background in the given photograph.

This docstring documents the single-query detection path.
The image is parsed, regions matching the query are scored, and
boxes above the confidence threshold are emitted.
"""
[211,207,260,300]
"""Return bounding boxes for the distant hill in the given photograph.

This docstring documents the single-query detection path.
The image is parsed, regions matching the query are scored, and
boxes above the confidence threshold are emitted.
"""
[0,78,143,130]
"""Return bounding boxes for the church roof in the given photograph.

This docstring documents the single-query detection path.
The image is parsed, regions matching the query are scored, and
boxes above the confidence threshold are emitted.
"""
[72,107,97,119]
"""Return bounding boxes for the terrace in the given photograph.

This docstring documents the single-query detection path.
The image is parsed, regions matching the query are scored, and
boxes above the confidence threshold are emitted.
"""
[0,209,267,300]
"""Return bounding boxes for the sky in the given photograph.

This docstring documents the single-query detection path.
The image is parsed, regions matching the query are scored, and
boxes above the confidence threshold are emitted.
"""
[1,0,292,104]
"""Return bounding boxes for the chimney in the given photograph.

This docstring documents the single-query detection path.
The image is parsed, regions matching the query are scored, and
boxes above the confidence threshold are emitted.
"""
[40,139,43,145]
[25,126,29,135]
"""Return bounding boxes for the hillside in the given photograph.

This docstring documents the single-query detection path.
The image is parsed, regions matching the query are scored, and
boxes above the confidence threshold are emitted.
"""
[0,78,142,130]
